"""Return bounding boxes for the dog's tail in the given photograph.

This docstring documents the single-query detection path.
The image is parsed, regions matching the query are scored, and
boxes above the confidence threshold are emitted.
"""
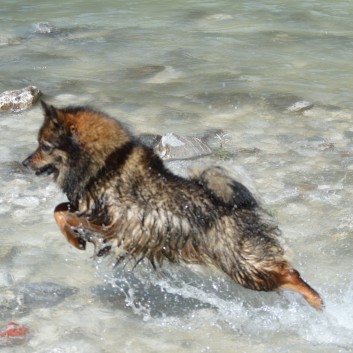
[192,166,257,209]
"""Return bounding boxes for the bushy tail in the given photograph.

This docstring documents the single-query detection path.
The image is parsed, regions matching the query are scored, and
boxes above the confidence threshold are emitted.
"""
[192,166,257,209]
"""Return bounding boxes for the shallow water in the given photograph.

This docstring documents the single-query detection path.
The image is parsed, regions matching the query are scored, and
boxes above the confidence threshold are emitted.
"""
[1,0,353,352]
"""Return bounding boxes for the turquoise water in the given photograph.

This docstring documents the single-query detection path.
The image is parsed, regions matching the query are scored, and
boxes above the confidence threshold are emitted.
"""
[1,1,353,352]
[3,0,353,110]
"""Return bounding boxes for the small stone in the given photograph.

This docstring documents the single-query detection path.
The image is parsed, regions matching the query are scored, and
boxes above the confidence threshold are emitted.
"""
[0,86,41,112]
[0,322,29,346]
[34,22,57,34]
[287,100,313,113]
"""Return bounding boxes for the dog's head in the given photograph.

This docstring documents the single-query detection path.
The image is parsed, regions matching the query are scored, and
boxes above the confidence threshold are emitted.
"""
[23,101,131,200]
[22,101,73,185]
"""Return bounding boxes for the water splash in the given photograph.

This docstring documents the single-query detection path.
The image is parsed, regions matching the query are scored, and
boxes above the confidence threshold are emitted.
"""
[93,258,353,350]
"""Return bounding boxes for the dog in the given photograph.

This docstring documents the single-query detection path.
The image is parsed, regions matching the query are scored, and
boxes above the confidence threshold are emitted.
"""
[22,101,323,310]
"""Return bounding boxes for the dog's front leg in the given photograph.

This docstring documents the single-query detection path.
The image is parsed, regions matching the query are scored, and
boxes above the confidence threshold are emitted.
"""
[54,202,88,250]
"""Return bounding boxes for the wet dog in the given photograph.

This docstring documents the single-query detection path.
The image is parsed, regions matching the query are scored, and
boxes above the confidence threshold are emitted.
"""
[23,101,323,310]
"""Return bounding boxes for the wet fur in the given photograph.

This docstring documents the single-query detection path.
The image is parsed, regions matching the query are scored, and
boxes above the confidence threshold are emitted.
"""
[22,101,323,309]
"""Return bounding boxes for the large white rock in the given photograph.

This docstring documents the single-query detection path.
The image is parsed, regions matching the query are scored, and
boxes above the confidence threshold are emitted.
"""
[0,86,41,111]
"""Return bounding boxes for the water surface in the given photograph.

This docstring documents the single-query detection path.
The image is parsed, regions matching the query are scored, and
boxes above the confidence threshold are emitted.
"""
[1,1,353,352]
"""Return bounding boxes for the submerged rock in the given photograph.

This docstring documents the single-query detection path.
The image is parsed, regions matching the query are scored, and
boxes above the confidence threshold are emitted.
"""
[154,132,215,160]
[138,130,223,160]
[0,36,22,46]
[0,86,41,112]
[0,280,77,318]
[137,133,162,148]
[124,65,166,80]
[16,282,77,308]
[0,298,28,320]
[92,277,213,318]
[185,91,252,112]
[204,13,233,21]
[266,93,314,113]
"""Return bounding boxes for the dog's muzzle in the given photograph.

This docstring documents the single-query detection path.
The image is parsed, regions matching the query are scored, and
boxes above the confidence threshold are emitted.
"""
[22,155,56,176]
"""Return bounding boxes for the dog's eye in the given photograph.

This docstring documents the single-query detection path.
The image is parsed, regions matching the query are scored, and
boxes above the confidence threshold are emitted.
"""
[41,143,53,153]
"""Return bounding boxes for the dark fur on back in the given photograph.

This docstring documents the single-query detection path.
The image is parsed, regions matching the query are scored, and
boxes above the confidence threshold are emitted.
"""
[22,101,323,309]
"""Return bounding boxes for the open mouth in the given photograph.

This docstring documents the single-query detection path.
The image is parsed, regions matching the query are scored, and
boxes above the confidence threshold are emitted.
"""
[35,164,57,176]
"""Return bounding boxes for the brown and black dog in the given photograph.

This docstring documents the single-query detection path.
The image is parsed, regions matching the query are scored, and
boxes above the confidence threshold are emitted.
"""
[23,101,323,310]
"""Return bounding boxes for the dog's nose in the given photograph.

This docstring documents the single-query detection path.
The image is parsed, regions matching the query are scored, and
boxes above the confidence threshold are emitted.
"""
[22,156,31,168]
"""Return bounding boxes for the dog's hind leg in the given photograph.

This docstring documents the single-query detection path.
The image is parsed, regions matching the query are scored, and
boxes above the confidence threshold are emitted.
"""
[54,203,87,250]
[276,267,324,310]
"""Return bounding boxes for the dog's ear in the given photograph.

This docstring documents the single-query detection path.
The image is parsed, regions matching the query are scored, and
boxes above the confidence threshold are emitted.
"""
[41,100,60,126]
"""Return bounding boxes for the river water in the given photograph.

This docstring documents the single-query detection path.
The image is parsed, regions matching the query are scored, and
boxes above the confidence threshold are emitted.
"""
[1,0,353,352]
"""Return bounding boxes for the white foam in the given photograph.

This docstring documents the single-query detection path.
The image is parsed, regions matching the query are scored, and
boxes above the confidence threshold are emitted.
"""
[12,196,40,208]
